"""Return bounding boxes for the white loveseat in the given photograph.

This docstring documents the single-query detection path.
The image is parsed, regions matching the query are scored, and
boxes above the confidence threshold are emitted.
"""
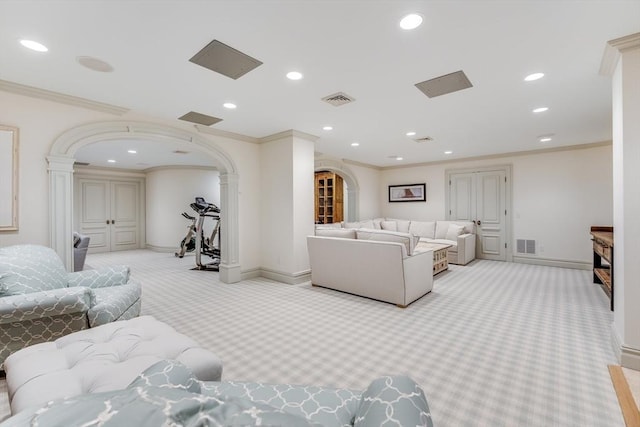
[307,228,433,307]
[317,218,476,265]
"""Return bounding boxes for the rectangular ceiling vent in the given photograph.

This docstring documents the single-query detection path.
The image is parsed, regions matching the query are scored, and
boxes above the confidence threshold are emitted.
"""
[189,39,263,80]
[414,136,434,143]
[321,92,356,107]
[178,111,223,126]
[415,70,473,98]
[74,161,90,166]
[516,239,536,254]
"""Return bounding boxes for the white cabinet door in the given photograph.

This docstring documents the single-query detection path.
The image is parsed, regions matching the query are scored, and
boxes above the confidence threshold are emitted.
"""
[448,168,508,261]
[77,178,141,253]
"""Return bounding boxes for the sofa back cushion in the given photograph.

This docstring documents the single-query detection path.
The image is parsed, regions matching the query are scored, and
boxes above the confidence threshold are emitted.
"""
[356,229,417,256]
[0,245,68,296]
[435,221,475,239]
[315,228,357,239]
[381,220,397,231]
[315,222,343,230]
[385,218,411,233]
[409,221,436,239]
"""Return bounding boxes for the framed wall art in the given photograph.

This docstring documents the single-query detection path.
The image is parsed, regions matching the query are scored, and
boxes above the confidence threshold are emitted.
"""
[0,125,19,231]
[388,183,426,203]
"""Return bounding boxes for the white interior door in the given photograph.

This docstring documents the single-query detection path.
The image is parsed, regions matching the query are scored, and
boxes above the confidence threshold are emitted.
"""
[77,178,141,253]
[110,181,140,251]
[448,167,509,261]
[78,179,110,253]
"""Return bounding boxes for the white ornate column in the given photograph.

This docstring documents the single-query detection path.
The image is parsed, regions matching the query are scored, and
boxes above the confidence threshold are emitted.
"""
[219,172,241,283]
[47,155,75,271]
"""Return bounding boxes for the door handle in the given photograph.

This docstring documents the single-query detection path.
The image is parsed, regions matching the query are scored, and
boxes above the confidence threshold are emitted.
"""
[111,220,115,224]
[477,220,482,225]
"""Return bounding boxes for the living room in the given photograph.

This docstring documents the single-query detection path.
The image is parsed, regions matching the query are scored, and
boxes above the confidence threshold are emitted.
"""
[1,1,639,425]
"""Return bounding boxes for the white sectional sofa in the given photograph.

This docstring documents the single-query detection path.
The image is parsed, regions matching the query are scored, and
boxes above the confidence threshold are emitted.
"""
[317,218,476,265]
[307,228,434,307]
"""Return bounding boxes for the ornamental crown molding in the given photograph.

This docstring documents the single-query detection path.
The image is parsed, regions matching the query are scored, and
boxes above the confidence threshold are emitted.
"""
[0,79,129,115]
[600,32,640,76]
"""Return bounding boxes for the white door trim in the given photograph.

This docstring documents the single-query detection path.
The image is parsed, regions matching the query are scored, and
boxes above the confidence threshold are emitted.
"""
[445,164,513,262]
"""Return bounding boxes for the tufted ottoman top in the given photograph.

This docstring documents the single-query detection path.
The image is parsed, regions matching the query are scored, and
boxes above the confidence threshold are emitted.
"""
[4,315,223,415]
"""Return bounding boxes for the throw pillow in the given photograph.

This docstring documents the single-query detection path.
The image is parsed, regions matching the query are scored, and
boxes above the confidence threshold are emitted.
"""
[344,221,361,229]
[372,218,384,229]
[409,221,436,239]
[359,219,375,229]
[381,220,398,231]
[445,224,465,241]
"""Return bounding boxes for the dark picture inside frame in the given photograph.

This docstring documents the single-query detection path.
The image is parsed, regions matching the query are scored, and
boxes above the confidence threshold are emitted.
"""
[388,183,426,202]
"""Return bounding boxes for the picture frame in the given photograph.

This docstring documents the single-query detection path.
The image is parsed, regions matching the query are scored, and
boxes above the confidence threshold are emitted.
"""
[388,183,426,203]
[0,125,19,231]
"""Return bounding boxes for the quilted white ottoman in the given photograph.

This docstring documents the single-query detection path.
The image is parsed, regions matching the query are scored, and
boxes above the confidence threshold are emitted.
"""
[4,315,223,414]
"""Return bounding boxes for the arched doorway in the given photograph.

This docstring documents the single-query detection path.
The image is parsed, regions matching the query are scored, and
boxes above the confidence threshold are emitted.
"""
[47,121,241,283]
[314,158,359,222]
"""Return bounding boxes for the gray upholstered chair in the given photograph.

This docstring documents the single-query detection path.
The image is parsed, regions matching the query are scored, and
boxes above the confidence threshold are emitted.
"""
[0,244,141,367]
[72,232,90,272]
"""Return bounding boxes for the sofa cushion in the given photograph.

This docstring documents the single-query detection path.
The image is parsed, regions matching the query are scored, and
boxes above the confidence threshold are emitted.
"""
[372,218,384,229]
[359,219,374,229]
[381,220,397,231]
[386,218,411,233]
[315,228,357,239]
[409,221,436,239]
[0,245,68,296]
[356,229,418,256]
[445,224,465,241]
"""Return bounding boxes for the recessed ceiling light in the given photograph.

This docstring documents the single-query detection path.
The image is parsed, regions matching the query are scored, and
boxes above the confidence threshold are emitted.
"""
[286,71,303,80]
[351,142,360,147]
[128,150,137,154]
[396,156,403,161]
[400,13,423,30]
[323,126,333,131]
[539,137,552,142]
[444,151,453,154]
[532,107,548,113]
[406,131,416,136]
[107,159,116,163]
[19,39,48,52]
[223,103,237,109]
[524,72,544,81]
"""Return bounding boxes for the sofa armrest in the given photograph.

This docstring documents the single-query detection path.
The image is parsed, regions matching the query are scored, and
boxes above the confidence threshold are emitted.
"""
[0,287,92,325]
[67,265,131,289]
[354,375,433,427]
[456,233,476,265]
[402,250,434,304]
[87,280,141,327]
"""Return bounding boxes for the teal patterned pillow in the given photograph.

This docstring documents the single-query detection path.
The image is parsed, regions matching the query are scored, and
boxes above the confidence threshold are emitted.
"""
[0,245,68,296]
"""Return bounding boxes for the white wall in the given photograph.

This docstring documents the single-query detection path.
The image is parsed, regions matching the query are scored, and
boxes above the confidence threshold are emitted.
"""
[0,91,113,248]
[292,136,315,274]
[146,168,219,250]
[260,138,294,273]
[381,144,613,263]
[0,91,262,273]
[346,162,382,220]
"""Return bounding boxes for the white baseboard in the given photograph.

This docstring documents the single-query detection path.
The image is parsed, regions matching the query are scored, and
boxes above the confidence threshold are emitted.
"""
[609,321,640,370]
[512,255,591,270]
[146,244,177,253]
[240,268,262,280]
[260,268,311,285]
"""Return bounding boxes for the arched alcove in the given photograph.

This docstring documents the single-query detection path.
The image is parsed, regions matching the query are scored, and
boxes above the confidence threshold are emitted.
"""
[47,121,241,283]
[314,158,359,222]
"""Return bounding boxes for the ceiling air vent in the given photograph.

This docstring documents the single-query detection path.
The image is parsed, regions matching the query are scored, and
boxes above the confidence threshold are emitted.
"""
[415,70,473,98]
[414,136,434,143]
[321,92,356,107]
[189,39,263,80]
[173,150,189,155]
[74,161,90,166]
[178,111,223,126]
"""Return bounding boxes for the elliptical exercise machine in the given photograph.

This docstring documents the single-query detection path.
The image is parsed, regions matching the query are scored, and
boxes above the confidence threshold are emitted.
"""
[175,197,221,271]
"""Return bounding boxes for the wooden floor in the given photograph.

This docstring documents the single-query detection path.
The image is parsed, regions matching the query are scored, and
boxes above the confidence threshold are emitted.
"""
[610,365,640,427]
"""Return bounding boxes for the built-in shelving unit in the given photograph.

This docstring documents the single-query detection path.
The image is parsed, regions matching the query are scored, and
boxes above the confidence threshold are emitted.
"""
[314,171,343,224]
[591,225,614,311]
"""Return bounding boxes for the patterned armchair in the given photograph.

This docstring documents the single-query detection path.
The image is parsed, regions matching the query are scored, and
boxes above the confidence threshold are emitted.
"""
[0,244,141,367]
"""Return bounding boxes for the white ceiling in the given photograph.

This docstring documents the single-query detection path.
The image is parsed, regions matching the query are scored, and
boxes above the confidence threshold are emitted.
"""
[1,1,639,169]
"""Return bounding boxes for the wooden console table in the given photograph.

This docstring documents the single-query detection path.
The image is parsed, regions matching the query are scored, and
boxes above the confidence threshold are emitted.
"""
[590,226,613,311]
[415,242,451,275]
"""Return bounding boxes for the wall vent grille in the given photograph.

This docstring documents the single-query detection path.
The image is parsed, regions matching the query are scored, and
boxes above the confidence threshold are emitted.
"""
[516,239,536,254]
[321,92,355,106]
